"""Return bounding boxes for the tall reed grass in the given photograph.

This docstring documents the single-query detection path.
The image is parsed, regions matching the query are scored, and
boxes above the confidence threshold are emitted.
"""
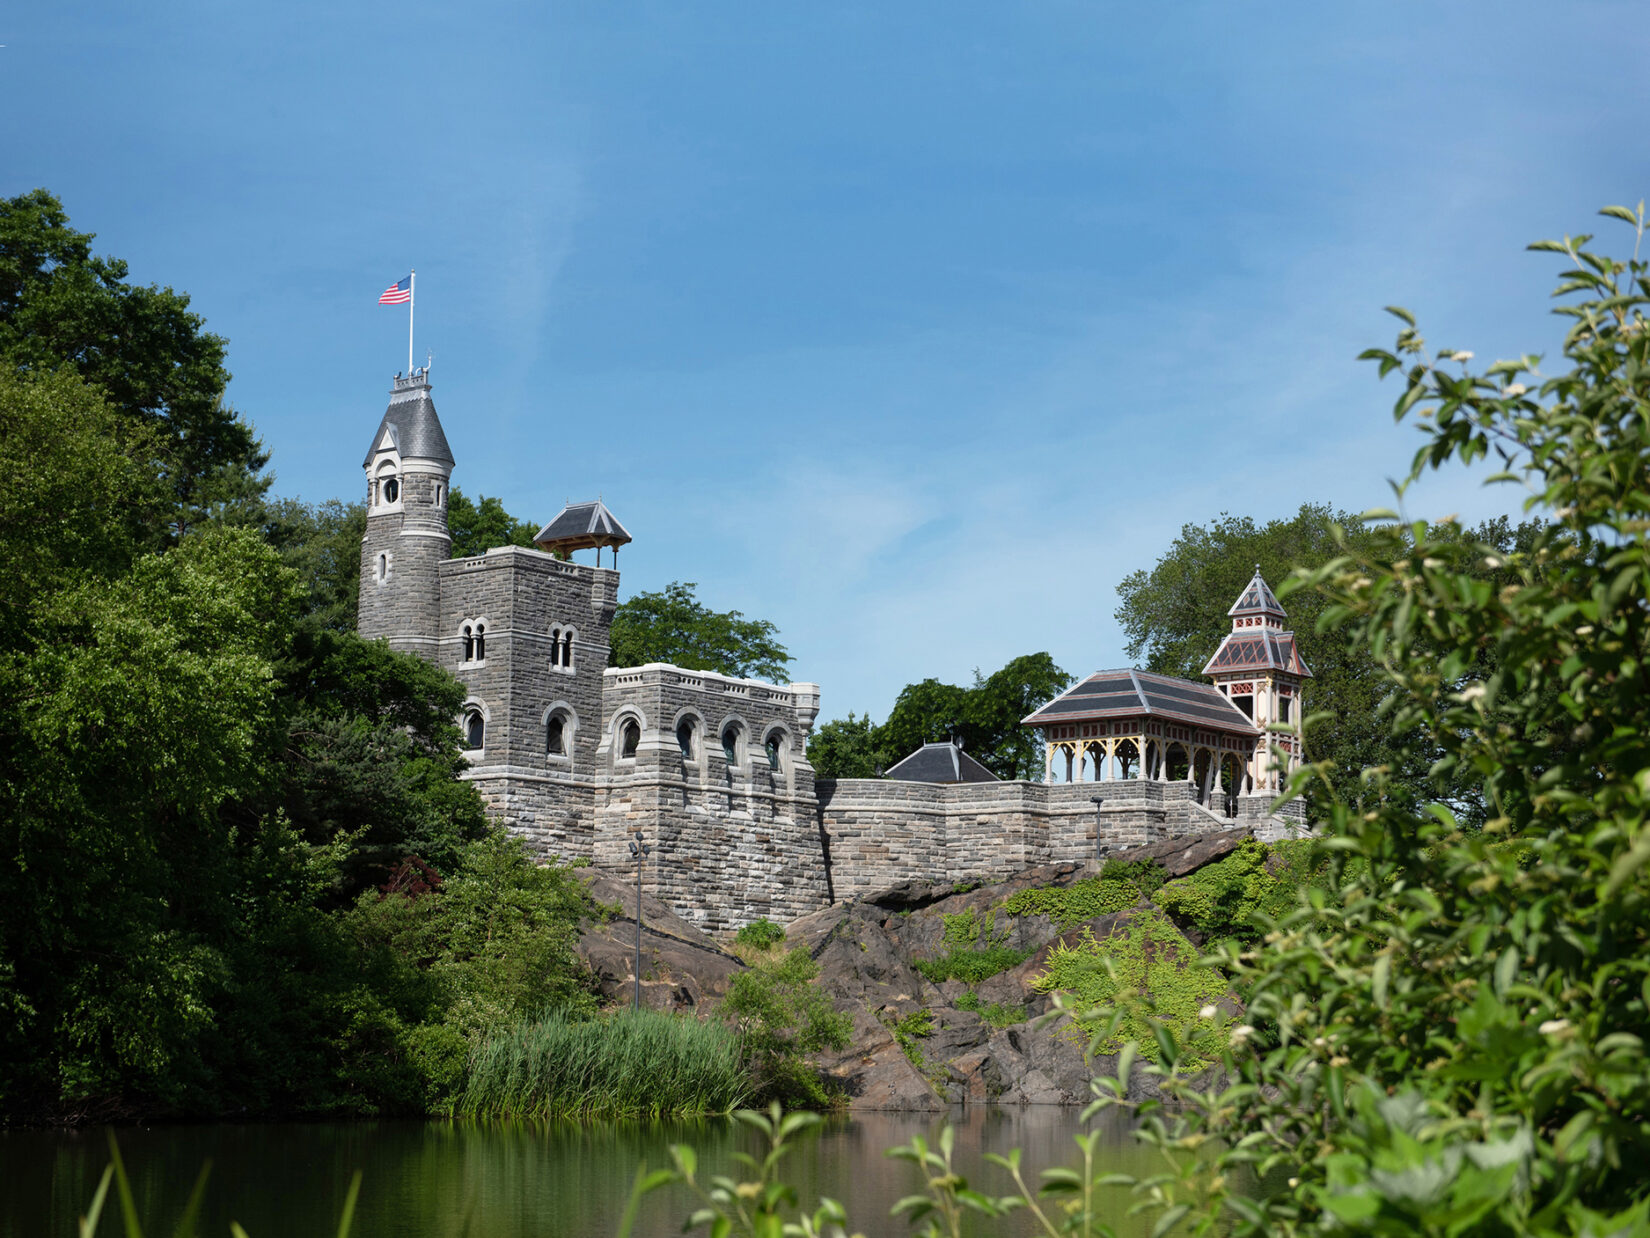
[457,1010,752,1120]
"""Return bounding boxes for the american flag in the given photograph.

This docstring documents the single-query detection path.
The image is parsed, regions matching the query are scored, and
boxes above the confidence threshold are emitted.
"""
[378,276,412,305]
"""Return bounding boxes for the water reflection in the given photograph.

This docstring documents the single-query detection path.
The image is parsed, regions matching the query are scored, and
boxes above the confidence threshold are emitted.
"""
[2,1107,1161,1237]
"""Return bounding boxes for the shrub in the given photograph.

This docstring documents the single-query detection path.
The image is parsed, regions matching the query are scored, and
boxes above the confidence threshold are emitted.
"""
[721,948,851,1107]
[1001,858,1164,929]
[734,918,786,949]
[953,990,1026,1027]
[1030,908,1234,1067]
[912,904,1033,985]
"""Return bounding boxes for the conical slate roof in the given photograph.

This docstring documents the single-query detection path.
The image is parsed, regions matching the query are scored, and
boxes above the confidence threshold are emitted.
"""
[1227,566,1287,620]
[362,373,454,467]
[534,499,633,552]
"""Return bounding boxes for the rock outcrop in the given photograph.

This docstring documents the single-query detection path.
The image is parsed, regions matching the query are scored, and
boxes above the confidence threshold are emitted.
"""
[576,829,1249,1109]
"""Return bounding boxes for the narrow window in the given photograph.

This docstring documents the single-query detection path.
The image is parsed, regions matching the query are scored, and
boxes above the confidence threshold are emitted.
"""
[461,624,474,662]
[434,483,444,506]
[547,715,565,756]
[561,631,574,667]
[375,553,388,583]
[474,623,486,661]
[677,719,695,758]
[549,628,561,667]
[465,711,484,750]
[765,734,782,770]
[721,725,741,768]
[621,719,641,759]
[383,476,400,503]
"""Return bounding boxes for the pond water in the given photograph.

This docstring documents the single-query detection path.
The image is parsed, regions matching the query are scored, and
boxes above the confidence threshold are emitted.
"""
[2,1106,1164,1237]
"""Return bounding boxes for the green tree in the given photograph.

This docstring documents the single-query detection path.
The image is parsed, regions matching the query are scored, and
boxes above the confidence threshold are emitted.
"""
[446,486,538,559]
[806,711,882,778]
[0,189,266,530]
[609,580,791,681]
[1116,504,1544,813]
[262,496,367,631]
[1086,209,1650,1235]
[814,653,1070,780]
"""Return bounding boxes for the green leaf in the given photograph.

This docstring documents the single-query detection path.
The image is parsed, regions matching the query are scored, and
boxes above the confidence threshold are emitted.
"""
[1493,945,1518,997]
[1152,1203,1190,1237]
[79,1167,114,1238]
[1385,305,1417,327]
[170,1162,211,1238]
[1600,205,1639,224]
[334,1171,362,1238]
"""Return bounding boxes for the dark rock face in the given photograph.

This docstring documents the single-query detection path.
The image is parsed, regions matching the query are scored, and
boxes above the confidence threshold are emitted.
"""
[792,836,1246,1110]
[574,832,1247,1108]
[577,872,743,1011]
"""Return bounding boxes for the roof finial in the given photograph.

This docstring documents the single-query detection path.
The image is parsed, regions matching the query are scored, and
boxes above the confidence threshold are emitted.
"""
[1254,562,1262,575]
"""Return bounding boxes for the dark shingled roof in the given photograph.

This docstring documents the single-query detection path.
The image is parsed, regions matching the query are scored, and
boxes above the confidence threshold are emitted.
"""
[884,741,1000,784]
[1022,669,1260,736]
[534,499,633,552]
[362,374,454,467]
[1228,567,1287,620]
[1202,629,1313,678]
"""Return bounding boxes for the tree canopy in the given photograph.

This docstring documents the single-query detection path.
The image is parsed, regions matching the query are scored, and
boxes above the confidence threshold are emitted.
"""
[1115,504,1544,814]
[0,204,597,1123]
[0,189,267,529]
[609,580,791,681]
[1090,207,1650,1235]
[809,653,1072,781]
[446,486,539,559]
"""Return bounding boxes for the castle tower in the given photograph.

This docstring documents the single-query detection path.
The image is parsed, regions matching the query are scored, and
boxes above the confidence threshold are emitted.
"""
[1202,567,1313,794]
[358,371,454,657]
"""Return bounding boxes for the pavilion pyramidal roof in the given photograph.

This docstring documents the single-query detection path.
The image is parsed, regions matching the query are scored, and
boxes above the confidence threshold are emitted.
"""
[1202,567,1313,678]
[534,499,633,555]
[1022,669,1260,736]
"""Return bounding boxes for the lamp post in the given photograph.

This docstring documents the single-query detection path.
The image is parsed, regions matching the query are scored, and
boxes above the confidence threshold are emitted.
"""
[628,836,651,1012]
[1091,795,1105,866]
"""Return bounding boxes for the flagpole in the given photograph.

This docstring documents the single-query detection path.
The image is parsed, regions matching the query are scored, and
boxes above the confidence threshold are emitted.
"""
[408,269,416,375]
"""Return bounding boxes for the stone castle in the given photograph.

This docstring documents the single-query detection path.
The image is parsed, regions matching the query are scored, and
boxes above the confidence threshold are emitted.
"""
[359,372,1309,931]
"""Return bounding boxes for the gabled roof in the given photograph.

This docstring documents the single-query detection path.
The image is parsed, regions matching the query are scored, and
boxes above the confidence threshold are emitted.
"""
[534,500,633,552]
[362,374,453,467]
[1021,669,1260,736]
[1228,566,1287,621]
[1201,629,1314,678]
[884,741,1000,784]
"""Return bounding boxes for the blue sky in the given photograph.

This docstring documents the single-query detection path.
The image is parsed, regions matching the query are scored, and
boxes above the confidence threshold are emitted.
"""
[6,2,1649,721]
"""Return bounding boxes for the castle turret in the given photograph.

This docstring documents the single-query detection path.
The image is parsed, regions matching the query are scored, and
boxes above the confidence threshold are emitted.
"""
[358,371,454,657]
[1202,566,1313,793]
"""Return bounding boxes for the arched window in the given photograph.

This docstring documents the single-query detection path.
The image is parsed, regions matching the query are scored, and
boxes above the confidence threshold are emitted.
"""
[621,718,641,759]
[677,718,696,759]
[434,483,445,506]
[461,624,474,661]
[721,723,743,769]
[375,552,388,584]
[474,623,486,661]
[764,733,782,770]
[561,631,574,667]
[549,627,562,667]
[383,476,400,503]
[464,711,484,751]
[546,714,566,756]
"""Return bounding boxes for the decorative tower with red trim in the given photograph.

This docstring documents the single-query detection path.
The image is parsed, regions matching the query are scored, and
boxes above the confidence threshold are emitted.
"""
[1201,567,1313,794]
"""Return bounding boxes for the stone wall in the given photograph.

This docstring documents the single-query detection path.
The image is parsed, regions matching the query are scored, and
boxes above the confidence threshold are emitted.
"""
[592,664,829,932]
[816,775,1277,901]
